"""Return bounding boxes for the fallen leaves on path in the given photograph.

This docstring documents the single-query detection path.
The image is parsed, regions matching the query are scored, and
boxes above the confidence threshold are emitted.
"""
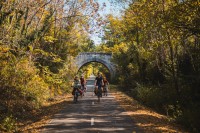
[18,94,72,133]
[111,91,189,133]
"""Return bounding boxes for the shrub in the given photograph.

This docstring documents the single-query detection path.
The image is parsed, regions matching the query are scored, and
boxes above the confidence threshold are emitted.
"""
[1,115,17,132]
[25,75,49,106]
[176,104,200,132]
[0,51,50,108]
[134,83,164,108]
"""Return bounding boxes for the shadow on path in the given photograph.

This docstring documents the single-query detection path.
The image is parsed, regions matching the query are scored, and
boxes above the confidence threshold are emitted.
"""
[41,92,143,133]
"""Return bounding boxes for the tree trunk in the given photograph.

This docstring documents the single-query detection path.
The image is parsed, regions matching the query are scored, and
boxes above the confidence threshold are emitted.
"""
[167,30,180,98]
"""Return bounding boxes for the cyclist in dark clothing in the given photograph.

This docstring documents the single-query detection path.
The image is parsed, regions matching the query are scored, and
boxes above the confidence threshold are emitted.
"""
[95,73,104,101]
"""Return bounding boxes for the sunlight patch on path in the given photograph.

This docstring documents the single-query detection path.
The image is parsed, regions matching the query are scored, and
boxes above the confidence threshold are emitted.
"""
[91,118,94,126]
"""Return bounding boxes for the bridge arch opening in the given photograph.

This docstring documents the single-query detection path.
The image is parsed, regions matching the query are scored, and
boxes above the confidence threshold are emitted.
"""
[77,61,111,80]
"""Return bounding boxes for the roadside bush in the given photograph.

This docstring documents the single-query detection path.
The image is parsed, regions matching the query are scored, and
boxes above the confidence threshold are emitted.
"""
[134,84,165,108]
[0,46,76,132]
[0,52,50,106]
[1,115,17,132]
[131,82,200,132]
[176,104,200,132]
[25,75,49,106]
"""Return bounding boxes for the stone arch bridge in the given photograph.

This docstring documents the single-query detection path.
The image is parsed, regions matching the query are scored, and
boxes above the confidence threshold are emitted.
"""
[76,52,116,79]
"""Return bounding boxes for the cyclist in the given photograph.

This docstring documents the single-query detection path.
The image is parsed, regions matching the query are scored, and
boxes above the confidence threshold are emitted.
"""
[72,76,82,102]
[103,77,109,96]
[94,72,104,102]
[80,75,86,96]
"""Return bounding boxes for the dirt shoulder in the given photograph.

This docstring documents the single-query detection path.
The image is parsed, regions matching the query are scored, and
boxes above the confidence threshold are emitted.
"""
[16,94,73,133]
[109,85,189,133]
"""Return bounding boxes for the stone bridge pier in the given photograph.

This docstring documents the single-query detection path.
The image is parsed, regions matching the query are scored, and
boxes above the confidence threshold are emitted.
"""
[76,52,116,80]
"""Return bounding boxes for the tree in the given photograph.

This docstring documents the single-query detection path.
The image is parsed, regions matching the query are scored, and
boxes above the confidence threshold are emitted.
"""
[101,0,200,131]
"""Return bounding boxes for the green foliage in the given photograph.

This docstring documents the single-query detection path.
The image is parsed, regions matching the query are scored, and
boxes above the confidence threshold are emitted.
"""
[178,104,200,132]
[131,83,165,109]
[1,115,17,132]
[25,75,49,105]
[102,0,200,131]
[0,49,49,105]
[0,0,95,131]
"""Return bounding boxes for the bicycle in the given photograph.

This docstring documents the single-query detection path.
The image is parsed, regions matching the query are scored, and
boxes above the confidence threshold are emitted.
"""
[81,84,86,96]
[73,88,80,103]
[96,86,102,102]
[103,85,108,96]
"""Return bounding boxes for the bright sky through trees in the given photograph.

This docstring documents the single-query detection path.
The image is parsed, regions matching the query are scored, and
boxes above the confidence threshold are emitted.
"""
[90,0,126,45]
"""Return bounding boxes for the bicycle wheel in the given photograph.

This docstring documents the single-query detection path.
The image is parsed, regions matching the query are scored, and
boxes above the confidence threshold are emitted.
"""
[98,95,100,102]
[97,89,101,102]
[74,91,78,103]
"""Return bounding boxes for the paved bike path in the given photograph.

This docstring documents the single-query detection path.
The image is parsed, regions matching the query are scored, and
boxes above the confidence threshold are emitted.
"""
[42,92,143,133]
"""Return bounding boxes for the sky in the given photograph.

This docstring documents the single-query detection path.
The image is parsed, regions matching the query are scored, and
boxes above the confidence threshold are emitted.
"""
[90,0,126,45]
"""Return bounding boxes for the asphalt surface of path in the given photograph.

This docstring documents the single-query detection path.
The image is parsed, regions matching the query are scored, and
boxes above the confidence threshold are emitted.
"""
[43,90,142,133]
